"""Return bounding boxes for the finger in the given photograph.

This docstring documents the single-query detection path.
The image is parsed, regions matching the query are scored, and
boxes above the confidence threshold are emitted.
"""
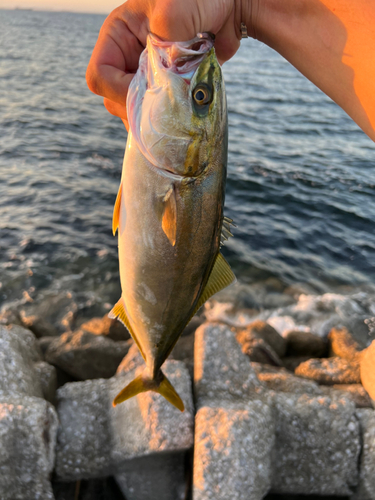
[86,14,144,105]
[103,97,128,119]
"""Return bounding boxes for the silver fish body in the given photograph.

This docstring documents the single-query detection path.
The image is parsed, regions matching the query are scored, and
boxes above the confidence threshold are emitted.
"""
[110,33,235,410]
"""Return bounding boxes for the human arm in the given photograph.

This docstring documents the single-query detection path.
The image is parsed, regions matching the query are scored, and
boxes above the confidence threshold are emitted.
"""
[86,0,375,141]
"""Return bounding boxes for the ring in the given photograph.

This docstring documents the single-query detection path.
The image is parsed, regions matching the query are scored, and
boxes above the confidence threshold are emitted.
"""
[240,22,248,39]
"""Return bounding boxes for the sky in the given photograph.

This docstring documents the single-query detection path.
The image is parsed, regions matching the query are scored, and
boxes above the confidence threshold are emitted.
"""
[0,0,121,14]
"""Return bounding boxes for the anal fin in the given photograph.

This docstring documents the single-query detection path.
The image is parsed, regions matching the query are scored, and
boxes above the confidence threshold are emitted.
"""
[109,298,145,360]
[191,252,236,318]
[112,183,123,236]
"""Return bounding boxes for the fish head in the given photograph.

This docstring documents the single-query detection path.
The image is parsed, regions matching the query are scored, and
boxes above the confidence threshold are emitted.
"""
[127,33,227,178]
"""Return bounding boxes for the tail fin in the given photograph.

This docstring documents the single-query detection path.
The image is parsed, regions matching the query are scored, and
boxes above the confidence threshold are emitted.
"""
[113,369,185,412]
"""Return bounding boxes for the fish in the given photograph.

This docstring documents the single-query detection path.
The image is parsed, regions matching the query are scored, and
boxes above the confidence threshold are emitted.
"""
[109,32,236,412]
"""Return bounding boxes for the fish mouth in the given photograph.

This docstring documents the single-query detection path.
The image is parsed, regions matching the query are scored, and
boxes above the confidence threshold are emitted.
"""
[148,32,215,82]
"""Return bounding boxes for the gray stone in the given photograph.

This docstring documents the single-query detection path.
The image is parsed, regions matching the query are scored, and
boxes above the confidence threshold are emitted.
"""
[331,384,373,408]
[194,323,265,406]
[38,336,56,356]
[360,340,375,407]
[115,452,187,500]
[236,320,286,357]
[257,371,323,395]
[193,402,274,500]
[20,312,58,338]
[328,326,362,360]
[295,356,361,384]
[45,330,133,380]
[0,396,58,500]
[351,409,375,500]
[55,360,194,480]
[271,392,360,495]
[170,332,194,377]
[238,336,284,366]
[34,361,58,404]
[80,314,131,341]
[285,330,327,357]
[116,342,143,375]
[0,324,43,398]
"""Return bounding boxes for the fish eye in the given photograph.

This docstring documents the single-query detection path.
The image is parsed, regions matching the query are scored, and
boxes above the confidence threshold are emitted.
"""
[193,85,212,106]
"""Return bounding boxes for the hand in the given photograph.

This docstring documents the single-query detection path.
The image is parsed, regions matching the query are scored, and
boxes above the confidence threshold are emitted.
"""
[86,0,245,129]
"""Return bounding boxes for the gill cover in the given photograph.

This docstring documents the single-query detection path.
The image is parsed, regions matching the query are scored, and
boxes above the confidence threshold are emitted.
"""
[127,33,223,177]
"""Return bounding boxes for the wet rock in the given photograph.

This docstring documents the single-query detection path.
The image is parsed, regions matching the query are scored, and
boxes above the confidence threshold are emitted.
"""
[34,361,58,404]
[257,371,323,395]
[194,402,274,500]
[20,312,58,338]
[285,330,327,357]
[0,396,58,500]
[267,315,310,338]
[45,330,133,380]
[271,392,360,495]
[0,308,22,326]
[238,336,284,366]
[330,384,373,409]
[295,357,361,384]
[236,320,286,357]
[328,326,362,360]
[80,314,130,341]
[262,293,296,309]
[52,477,126,500]
[0,324,43,398]
[282,355,311,372]
[360,340,375,407]
[55,360,194,480]
[115,452,187,500]
[116,342,143,375]
[194,323,265,406]
[351,409,375,500]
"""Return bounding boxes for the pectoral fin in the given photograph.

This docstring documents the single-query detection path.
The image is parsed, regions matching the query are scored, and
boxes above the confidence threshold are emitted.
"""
[161,186,177,246]
[108,298,145,360]
[112,183,123,236]
[191,252,236,317]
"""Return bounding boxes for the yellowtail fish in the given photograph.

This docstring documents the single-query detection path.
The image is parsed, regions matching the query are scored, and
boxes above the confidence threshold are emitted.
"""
[110,33,235,411]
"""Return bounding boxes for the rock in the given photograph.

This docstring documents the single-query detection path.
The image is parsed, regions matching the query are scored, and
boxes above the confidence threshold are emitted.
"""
[285,330,327,357]
[193,402,274,500]
[236,320,286,357]
[351,409,375,500]
[116,342,143,375]
[194,323,265,406]
[45,330,133,380]
[267,315,310,338]
[34,361,58,404]
[52,477,125,500]
[0,308,22,326]
[271,392,360,495]
[257,371,323,395]
[170,333,194,377]
[115,452,187,500]
[238,336,284,366]
[181,315,204,336]
[262,293,296,309]
[360,340,375,407]
[80,314,130,341]
[0,324,43,398]
[330,384,373,409]
[20,312,58,338]
[0,396,58,500]
[250,362,289,375]
[55,360,194,480]
[295,357,361,384]
[38,336,56,356]
[328,326,362,360]
[282,355,311,372]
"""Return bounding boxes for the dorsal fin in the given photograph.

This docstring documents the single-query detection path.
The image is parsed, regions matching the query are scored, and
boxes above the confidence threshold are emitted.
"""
[220,216,236,247]
[191,252,236,318]
[112,183,123,236]
[161,186,177,246]
[109,298,145,360]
